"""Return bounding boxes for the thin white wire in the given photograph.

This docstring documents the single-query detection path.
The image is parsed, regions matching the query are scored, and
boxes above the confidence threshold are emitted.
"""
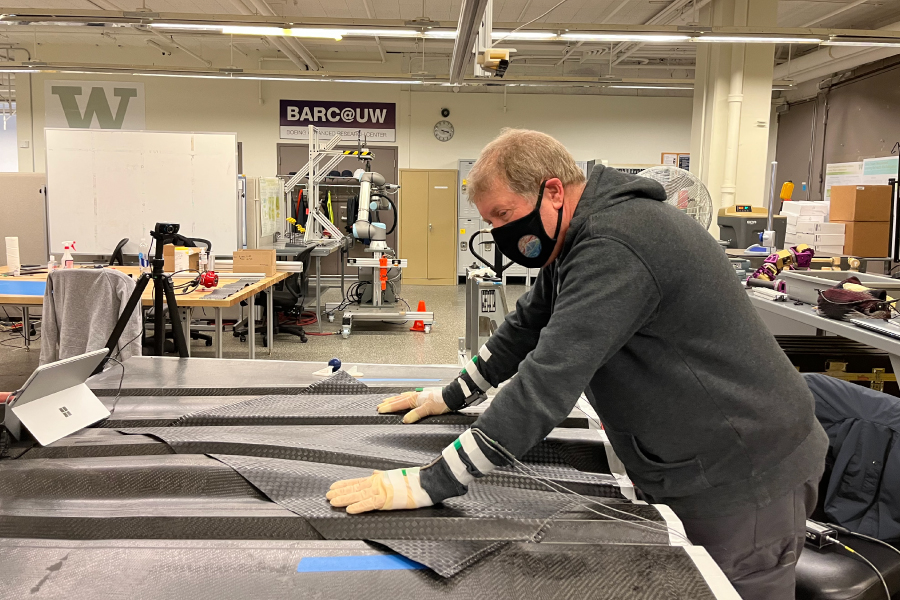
[492,0,572,47]
[827,537,890,600]
[471,428,691,544]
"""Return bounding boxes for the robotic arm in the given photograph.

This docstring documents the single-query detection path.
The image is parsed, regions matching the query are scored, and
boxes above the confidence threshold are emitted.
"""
[351,169,399,251]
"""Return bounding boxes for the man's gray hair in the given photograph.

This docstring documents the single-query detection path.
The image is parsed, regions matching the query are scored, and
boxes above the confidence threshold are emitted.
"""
[467,128,586,204]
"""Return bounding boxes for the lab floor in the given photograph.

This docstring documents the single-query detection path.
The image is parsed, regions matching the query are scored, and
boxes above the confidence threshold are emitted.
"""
[0,283,529,391]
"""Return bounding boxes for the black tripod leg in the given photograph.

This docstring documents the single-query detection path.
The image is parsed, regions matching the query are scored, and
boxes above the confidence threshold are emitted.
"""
[92,273,151,375]
[154,275,166,356]
[162,276,190,358]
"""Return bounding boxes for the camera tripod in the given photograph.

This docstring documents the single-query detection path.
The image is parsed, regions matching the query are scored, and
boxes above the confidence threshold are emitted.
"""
[93,224,192,375]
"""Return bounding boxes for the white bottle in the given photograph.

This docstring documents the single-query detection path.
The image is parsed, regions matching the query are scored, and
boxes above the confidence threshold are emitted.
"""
[198,249,208,273]
[62,241,75,269]
[138,238,149,274]
[48,255,57,272]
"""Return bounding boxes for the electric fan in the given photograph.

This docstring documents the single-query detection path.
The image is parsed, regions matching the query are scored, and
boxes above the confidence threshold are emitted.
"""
[636,166,713,229]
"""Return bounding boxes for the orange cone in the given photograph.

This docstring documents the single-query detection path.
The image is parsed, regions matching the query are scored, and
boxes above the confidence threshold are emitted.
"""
[410,300,427,332]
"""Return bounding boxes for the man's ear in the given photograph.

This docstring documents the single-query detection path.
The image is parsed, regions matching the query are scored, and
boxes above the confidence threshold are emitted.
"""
[543,178,565,209]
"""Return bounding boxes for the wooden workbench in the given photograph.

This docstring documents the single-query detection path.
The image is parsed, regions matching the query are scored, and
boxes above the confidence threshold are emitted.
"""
[0,266,290,358]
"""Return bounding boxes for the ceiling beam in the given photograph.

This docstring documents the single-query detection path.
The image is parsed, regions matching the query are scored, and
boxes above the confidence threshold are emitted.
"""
[449,0,489,85]
[801,0,869,28]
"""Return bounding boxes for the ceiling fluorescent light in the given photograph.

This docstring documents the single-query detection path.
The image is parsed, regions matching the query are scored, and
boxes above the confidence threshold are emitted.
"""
[491,31,559,40]
[423,30,458,39]
[609,85,693,89]
[221,26,343,40]
[693,35,822,44]
[823,40,900,47]
[148,23,224,31]
[561,33,690,42]
[341,28,419,37]
[332,78,425,84]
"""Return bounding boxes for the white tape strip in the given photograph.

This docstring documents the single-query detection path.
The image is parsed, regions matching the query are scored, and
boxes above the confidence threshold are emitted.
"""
[683,546,742,599]
[465,358,490,391]
[385,470,408,510]
[458,377,472,398]
[442,444,474,486]
[653,504,690,547]
[478,344,492,361]
[404,468,433,508]
[459,429,496,475]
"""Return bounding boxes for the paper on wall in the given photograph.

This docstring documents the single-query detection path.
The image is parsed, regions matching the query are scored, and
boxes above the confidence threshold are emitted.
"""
[258,177,284,238]
[823,162,863,201]
[860,156,899,185]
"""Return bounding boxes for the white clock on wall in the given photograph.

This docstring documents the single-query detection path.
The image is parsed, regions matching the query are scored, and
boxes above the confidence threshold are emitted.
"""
[433,120,454,142]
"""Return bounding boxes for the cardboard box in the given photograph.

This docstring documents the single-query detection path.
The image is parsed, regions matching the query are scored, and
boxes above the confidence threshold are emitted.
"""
[795,222,845,235]
[163,244,200,273]
[832,221,890,257]
[232,249,276,276]
[829,185,892,221]
[785,214,825,226]
[813,233,845,246]
[815,245,845,255]
[780,201,830,217]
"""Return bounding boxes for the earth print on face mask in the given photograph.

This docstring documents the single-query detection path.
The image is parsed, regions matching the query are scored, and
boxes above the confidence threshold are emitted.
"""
[518,235,542,258]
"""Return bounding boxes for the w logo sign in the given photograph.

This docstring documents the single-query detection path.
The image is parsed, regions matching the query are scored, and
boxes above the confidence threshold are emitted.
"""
[59,406,72,418]
[45,80,146,130]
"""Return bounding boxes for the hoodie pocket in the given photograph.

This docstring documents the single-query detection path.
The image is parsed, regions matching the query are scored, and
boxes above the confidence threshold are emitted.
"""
[604,427,711,498]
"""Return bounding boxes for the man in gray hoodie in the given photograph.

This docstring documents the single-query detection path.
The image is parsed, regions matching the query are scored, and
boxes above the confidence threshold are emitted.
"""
[328,129,828,600]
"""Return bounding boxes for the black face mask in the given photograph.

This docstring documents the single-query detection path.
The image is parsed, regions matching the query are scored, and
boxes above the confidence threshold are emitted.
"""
[491,181,563,269]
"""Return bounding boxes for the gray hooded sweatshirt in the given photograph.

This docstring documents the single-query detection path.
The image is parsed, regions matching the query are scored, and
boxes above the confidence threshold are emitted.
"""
[420,165,828,519]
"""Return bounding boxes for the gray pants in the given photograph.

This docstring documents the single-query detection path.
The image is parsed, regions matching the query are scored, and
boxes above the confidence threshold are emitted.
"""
[679,477,819,600]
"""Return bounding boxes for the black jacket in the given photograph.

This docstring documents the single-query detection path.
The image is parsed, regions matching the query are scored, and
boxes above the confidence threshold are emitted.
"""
[805,373,900,541]
[426,165,828,519]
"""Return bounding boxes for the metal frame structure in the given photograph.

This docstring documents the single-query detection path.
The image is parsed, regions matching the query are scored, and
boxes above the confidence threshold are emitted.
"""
[281,125,372,245]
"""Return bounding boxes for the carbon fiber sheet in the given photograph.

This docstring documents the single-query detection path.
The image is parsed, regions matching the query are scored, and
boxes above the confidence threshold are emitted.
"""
[172,393,476,427]
[210,454,663,576]
[0,539,722,599]
[114,425,620,498]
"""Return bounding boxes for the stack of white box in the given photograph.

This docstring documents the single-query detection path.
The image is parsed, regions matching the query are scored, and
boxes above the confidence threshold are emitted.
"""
[782,201,844,254]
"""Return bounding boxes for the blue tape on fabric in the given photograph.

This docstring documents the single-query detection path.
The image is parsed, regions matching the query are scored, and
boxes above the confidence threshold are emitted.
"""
[358,378,442,382]
[0,280,46,296]
[297,555,426,573]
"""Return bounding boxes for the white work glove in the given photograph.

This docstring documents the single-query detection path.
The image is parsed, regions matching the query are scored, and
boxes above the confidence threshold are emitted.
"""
[376,387,450,424]
[327,468,434,514]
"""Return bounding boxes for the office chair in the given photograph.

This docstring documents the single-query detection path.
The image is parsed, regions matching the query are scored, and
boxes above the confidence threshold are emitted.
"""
[234,247,313,346]
[109,238,128,266]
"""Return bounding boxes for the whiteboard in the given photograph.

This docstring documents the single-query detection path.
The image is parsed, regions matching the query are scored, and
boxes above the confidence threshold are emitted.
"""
[45,128,239,256]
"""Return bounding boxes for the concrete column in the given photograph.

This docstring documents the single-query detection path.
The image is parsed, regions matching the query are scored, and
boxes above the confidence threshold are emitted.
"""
[689,0,777,223]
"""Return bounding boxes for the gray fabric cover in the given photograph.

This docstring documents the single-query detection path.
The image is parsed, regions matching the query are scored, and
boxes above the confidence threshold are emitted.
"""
[40,268,142,365]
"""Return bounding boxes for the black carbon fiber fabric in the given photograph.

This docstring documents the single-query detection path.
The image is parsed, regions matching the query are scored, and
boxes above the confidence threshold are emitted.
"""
[121,425,622,498]
[300,370,371,394]
[92,386,411,397]
[210,454,661,576]
[172,393,480,427]
[0,539,719,599]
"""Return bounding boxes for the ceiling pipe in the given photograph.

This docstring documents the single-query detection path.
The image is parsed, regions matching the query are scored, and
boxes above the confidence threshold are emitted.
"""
[149,30,211,67]
[517,0,533,21]
[361,0,387,63]
[229,0,316,70]
[555,40,584,66]
[603,0,634,23]
[773,20,900,83]
[776,46,900,84]
[801,0,869,28]
[245,0,322,70]
[612,0,694,66]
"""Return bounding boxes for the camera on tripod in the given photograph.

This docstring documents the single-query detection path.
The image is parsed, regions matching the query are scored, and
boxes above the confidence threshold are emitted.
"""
[152,222,180,237]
